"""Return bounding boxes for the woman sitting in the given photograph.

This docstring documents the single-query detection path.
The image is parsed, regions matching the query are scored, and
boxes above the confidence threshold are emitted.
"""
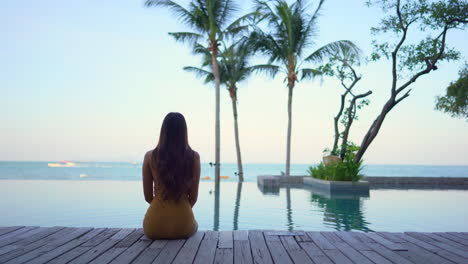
[142,112,200,239]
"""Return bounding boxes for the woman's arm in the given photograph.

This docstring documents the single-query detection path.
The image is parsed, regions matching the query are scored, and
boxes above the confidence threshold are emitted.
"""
[142,151,154,204]
[188,152,201,208]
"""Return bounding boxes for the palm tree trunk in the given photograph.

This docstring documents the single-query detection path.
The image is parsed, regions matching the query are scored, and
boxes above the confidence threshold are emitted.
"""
[211,44,221,185]
[231,93,244,181]
[285,83,294,177]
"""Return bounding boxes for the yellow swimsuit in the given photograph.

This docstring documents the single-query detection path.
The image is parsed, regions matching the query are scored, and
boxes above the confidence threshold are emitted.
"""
[143,183,198,239]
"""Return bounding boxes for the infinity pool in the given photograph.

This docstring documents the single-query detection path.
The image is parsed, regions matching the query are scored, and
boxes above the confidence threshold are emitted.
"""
[0,180,467,232]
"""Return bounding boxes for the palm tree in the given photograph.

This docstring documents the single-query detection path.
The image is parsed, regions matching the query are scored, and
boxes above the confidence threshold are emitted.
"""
[146,0,251,184]
[249,0,361,176]
[184,42,277,181]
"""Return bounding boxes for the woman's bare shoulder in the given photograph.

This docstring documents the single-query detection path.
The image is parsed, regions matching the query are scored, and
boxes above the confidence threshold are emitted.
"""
[193,151,200,160]
[144,149,154,160]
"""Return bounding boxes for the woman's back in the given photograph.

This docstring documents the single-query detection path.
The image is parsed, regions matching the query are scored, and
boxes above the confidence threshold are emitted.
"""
[142,112,200,240]
[143,150,199,239]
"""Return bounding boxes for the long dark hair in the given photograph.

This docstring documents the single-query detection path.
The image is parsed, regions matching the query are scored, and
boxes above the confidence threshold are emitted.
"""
[152,112,194,200]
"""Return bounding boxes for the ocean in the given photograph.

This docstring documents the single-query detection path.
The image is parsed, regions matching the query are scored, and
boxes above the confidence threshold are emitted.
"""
[0,161,467,182]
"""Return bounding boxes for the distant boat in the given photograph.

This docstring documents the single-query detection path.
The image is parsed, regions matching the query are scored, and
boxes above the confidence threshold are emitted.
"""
[79,174,88,178]
[47,161,77,167]
[202,176,211,180]
[220,176,230,179]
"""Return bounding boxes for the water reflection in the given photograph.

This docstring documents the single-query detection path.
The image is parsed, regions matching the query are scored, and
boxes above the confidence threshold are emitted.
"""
[310,193,372,232]
[233,182,242,230]
[219,180,373,231]
[286,187,293,231]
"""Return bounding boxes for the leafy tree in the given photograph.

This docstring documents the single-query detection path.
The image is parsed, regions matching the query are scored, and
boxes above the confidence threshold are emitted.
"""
[319,44,372,159]
[355,0,468,162]
[184,42,275,181]
[249,0,360,176]
[146,0,254,183]
[435,63,468,120]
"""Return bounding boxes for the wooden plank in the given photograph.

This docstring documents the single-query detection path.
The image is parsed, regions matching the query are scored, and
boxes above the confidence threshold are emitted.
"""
[438,232,468,247]
[172,231,205,264]
[264,234,293,264]
[81,228,120,246]
[349,232,413,264]
[0,227,41,247]
[264,231,305,236]
[114,229,144,248]
[306,232,336,250]
[365,242,414,264]
[132,240,168,264]
[3,227,79,264]
[194,239,218,264]
[364,232,408,251]
[44,229,107,264]
[423,232,468,252]
[299,242,333,264]
[88,229,143,264]
[110,228,135,240]
[396,232,441,251]
[0,227,24,237]
[0,245,19,256]
[334,231,371,251]
[383,232,453,264]
[234,240,253,264]
[332,241,374,264]
[14,226,65,246]
[0,227,38,242]
[109,239,152,264]
[279,236,313,264]
[348,232,374,243]
[248,230,273,264]
[359,250,393,264]
[376,231,406,243]
[447,232,468,242]
[320,232,343,243]
[294,230,312,242]
[68,229,131,264]
[204,231,219,240]
[406,232,468,260]
[0,227,66,263]
[49,227,93,246]
[214,248,233,264]
[219,231,233,249]
[48,246,92,264]
[233,230,248,241]
[152,239,185,264]
[27,228,105,264]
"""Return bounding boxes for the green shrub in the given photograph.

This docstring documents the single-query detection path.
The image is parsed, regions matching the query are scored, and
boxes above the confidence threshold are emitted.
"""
[308,144,364,182]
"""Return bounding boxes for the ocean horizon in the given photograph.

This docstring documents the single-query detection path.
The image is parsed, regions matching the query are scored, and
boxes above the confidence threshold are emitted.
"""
[1,161,467,182]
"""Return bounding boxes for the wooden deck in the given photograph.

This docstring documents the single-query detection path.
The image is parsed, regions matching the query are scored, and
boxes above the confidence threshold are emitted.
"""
[0,227,467,263]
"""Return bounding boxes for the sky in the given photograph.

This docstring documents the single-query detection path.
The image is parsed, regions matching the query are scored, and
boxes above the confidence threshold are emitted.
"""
[1,0,467,165]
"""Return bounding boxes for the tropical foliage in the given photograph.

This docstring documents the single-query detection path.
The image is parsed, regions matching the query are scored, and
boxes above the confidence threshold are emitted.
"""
[309,143,363,182]
[354,0,468,162]
[184,41,274,181]
[435,63,468,120]
[146,0,255,182]
[248,0,361,176]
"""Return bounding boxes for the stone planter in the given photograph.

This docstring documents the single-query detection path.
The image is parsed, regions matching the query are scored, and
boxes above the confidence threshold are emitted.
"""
[304,177,369,196]
[322,155,341,166]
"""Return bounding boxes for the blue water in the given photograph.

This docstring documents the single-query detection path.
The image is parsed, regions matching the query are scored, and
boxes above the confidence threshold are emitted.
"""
[1,180,467,231]
[0,161,467,181]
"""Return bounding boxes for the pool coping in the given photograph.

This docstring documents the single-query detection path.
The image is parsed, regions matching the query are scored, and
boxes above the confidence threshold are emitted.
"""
[257,175,468,191]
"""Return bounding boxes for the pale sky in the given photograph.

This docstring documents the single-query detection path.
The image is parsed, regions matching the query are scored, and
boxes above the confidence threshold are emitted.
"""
[2,0,468,165]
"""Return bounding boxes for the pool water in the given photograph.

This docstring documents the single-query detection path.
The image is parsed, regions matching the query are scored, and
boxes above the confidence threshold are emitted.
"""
[0,180,467,232]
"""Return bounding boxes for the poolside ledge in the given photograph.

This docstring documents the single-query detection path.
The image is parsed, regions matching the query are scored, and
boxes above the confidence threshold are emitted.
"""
[1,226,467,263]
[257,175,468,191]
